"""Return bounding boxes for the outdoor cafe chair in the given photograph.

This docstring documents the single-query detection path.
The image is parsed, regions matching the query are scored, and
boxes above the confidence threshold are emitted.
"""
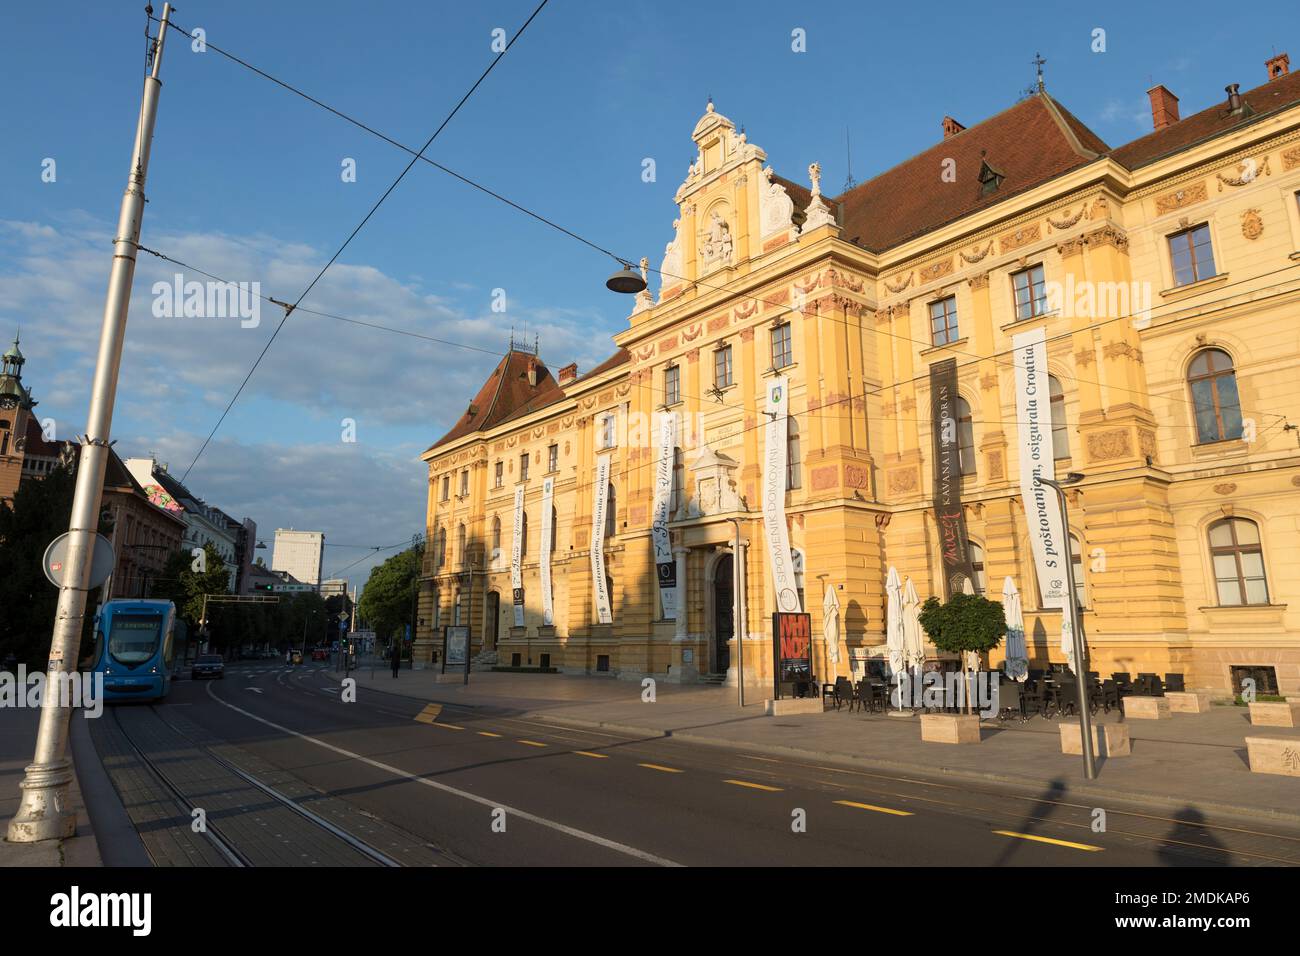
[1164,673,1185,693]
[829,676,854,711]
[855,679,881,714]
[1049,678,1078,718]
[996,681,1025,722]
[1100,679,1121,714]
[1020,680,1047,718]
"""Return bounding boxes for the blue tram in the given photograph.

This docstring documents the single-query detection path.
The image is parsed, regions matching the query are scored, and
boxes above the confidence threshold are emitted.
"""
[91,599,178,703]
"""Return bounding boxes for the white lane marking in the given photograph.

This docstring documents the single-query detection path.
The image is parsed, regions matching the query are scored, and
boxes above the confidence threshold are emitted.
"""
[205,682,681,867]
[245,687,264,694]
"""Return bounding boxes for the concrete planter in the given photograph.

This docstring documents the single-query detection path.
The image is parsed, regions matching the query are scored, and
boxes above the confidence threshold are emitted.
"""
[1165,691,1211,713]
[764,698,824,716]
[1245,736,1300,776]
[1248,701,1300,727]
[1059,722,1130,757]
[1124,696,1170,720]
[920,713,981,744]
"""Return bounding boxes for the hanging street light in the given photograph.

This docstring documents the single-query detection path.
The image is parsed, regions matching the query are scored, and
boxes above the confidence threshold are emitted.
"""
[605,260,646,294]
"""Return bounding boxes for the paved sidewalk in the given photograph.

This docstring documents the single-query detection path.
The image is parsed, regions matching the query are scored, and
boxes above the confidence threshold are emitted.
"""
[340,661,1300,826]
[0,705,102,867]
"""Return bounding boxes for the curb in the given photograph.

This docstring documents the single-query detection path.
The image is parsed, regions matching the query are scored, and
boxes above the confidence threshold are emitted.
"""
[531,713,1300,829]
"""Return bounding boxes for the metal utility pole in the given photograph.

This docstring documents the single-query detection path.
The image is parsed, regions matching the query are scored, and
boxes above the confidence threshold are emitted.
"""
[1036,474,1096,780]
[8,4,173,843]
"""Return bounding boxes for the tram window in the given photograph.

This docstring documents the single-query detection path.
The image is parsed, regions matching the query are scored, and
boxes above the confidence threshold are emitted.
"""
[108,614,162,665]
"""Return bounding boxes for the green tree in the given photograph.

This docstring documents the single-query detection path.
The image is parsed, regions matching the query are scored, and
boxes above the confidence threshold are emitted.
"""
[150,541,231,645]
[918,592,1007,714]
[358,546,422,643]
[0,457,109,667]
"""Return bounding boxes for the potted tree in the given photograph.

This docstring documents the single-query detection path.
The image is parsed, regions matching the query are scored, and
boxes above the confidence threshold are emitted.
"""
[916,592,1006,744]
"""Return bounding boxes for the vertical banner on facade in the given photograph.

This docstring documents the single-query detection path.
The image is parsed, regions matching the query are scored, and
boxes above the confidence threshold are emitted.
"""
[929,358,977,597]
[652,412,678,620]
[511,485,525,627]
[762,377,801,613]
[540,476,554,626]
[590,454,613,624]
[1012,327,1069,611]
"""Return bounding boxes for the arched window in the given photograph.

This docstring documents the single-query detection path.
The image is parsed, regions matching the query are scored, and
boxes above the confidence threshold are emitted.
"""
[956,398,976,476]
[1208,517,1268,606]
[786,418,802,490]
[1049,375,1069,460]
[1189,348,1243,443]
[519,510,529,558]
[550,506,558,552]
[457,523,466,566]
[490,516,501,558]
[969,541,987,595]
[453,590,462,626]
[605,483,617,539]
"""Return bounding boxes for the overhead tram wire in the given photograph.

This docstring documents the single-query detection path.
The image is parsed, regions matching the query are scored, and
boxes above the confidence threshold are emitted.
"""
[134,19,1297,435]
[131,240,1297,449]
[167,0,552,483]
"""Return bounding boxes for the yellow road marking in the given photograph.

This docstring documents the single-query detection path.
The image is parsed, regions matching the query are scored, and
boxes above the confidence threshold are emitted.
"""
[574,751,609,759]
[638,763,684,774]
[420,719,463,730]
[834,799,913,817]
[993,830,1103,852]
[518,740,547,748]
[724,779,783,792]
[418,703,442,718]
[477,731,502,738]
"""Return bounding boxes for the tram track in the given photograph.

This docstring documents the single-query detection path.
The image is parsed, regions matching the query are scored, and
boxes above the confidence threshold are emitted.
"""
[108,703,404,867]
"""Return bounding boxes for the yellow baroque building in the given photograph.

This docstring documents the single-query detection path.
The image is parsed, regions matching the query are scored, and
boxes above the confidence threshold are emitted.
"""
[419,58,1300,698]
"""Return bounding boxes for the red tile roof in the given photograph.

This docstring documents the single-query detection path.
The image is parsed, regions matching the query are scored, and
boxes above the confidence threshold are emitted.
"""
[832,93,1106,253]
[1109,69,1300,169]
[427,351,565,452]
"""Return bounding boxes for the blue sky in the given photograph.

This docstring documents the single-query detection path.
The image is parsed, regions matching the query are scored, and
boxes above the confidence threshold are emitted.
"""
[2,0,1297,585]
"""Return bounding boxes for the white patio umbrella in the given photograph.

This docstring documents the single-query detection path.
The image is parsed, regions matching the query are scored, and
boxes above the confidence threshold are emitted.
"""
[901,576,925,668]
[1002,576,1028,681]
[960,577,980,673]
[885,566,905,678]
[822,584,842,672]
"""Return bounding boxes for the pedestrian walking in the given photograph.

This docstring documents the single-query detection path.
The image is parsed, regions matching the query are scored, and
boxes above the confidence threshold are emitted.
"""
[391,640,400,678]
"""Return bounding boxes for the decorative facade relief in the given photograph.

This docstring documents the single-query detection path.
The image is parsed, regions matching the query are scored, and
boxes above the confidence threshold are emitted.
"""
[759,166,795,237]
[1154,181,1207,214]
[1241,208,1264,240]
[659,218,683,295]
[681,446,740,519]
[699,209,734,272]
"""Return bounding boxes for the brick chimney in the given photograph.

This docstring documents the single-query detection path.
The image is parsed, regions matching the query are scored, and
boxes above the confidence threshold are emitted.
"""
[1146,85,1180,131]
[942,115,965,139]
[557,362,578,385]
[1266,52,1290,80]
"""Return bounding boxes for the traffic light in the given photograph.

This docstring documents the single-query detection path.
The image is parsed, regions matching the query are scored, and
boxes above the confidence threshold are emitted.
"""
[254,582,275,593]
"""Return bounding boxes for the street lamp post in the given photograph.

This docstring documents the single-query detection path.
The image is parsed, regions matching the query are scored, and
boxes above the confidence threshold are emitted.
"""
[1035,473,1096,780]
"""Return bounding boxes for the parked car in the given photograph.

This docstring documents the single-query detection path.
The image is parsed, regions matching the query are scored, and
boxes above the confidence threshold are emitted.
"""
[290,649,303,665]
[191,654,225,680]
[311,647,328,661]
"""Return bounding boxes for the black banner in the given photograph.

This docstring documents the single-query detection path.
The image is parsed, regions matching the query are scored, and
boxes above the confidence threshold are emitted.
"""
[929,358,977,598]
[772,611,813,698]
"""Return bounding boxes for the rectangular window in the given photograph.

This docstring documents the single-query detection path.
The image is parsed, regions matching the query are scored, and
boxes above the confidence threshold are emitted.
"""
[599,412,617,449]
[664,365,680,406]
[1169,223,1216,287]
[440,476,449,501]
[520,453,529,481]
[929,296,959,345]
[494,461,503,488]
[714,345,733,388]
[1011,265,1048,321]
[771,323,793,369]
[547,444,559,473]
[459,470,469,497]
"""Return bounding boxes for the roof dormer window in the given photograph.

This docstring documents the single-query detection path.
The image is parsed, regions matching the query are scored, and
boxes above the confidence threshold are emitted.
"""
[978,159,1004,196]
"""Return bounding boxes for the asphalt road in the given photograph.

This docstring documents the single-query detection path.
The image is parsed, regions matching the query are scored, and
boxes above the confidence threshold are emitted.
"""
[90,661,1300,867]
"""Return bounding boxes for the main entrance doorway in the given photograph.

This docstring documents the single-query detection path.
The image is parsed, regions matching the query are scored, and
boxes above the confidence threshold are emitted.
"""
[713,554,733,673]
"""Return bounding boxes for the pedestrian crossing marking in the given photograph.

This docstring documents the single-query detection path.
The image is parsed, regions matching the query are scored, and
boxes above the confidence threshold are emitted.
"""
[413,703,443,725]
[834,800,913,817]
[638,763,684,774]
[723,779,783,792]
[993,830,1103,852]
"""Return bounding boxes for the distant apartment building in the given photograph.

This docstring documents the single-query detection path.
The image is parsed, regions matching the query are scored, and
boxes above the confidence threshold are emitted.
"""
[124,456,247,592]
[272,529,325,587]
[320,578,348,600]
